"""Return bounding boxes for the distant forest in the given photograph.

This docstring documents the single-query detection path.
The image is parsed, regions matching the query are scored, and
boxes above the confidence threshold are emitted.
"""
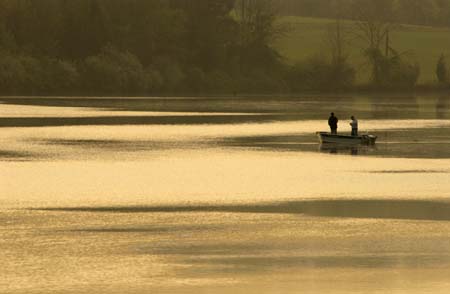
[0,0,289,95]
[279,0,450,27]
[0,0,449,95]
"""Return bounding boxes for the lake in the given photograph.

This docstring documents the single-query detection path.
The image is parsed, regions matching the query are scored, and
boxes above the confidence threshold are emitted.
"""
[1,95,450,294]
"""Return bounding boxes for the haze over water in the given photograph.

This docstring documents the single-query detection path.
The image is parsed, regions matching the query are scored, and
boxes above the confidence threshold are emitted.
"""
[1,96,450,294]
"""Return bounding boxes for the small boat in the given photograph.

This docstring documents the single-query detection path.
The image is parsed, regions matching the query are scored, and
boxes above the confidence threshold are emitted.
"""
[317,132,377,145]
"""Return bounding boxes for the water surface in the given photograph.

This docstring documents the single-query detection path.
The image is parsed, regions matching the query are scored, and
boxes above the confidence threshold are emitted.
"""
[1,95,450,293]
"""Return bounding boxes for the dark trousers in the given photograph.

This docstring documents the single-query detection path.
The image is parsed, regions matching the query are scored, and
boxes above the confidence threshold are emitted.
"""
[331,128,337,134]
[351,128,358,136]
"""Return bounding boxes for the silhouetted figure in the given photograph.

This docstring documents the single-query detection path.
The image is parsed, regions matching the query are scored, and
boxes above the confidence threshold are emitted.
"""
[350,116,358,136]
[328,113,338,134]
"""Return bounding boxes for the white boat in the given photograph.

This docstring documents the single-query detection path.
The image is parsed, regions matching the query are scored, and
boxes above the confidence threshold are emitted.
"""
[317,132,377,145]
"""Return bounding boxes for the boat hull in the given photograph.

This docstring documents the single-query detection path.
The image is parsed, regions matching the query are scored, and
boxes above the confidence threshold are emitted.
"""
[317,132,377,145]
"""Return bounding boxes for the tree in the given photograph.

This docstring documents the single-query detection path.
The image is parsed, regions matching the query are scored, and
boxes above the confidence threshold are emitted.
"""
[323,0,355,91]
[170,0,237,71]
[351,0,416,88]
[0,0,301,94]
[436,54,448,84]
[352,0,396,51]
[81,46,150,94]
[234,0,287,72]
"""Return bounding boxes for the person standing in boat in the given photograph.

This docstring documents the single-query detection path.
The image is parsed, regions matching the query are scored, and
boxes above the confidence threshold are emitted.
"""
[350,116,358,136]
[328,113,338,134]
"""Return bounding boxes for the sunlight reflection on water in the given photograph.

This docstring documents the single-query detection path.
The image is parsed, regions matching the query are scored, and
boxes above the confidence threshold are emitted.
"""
[1,97,450,294]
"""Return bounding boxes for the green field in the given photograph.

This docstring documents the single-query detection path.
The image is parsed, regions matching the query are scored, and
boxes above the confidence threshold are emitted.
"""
[276,17,450,84]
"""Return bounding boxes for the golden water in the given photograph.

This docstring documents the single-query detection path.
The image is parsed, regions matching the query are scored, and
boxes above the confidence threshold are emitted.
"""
[1,96,450,293]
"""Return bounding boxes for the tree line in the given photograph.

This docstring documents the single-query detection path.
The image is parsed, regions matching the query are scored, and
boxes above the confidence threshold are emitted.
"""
[0,0,448,95]
[0,0,287,95]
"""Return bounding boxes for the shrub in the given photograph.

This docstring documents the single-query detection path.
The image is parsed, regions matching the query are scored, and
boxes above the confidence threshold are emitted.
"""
[24,58,80,94]
[49,59,80,92]
[204,70,234,93]
[146,68,164,93]
[151,56,186,92]
[82,46,150,94]
[365,48,420,90]
[184,67,206,93]
[162,63,185,92]
[20,55,48,93]
[0,53,75,95]
[286,55,355,92]
[0,52,26,93]
[388,60,420,90]
[436,54,448,85]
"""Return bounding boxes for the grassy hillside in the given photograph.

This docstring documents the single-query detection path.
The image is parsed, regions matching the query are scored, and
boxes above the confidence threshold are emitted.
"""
[276,17,450,84]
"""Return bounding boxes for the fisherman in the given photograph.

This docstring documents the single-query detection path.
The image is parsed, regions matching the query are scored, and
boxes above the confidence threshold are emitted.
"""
[328,112,338,134]
[350,116,358,136]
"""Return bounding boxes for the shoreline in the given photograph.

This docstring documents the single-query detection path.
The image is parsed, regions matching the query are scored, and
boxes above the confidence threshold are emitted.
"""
[1,87,450,100]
